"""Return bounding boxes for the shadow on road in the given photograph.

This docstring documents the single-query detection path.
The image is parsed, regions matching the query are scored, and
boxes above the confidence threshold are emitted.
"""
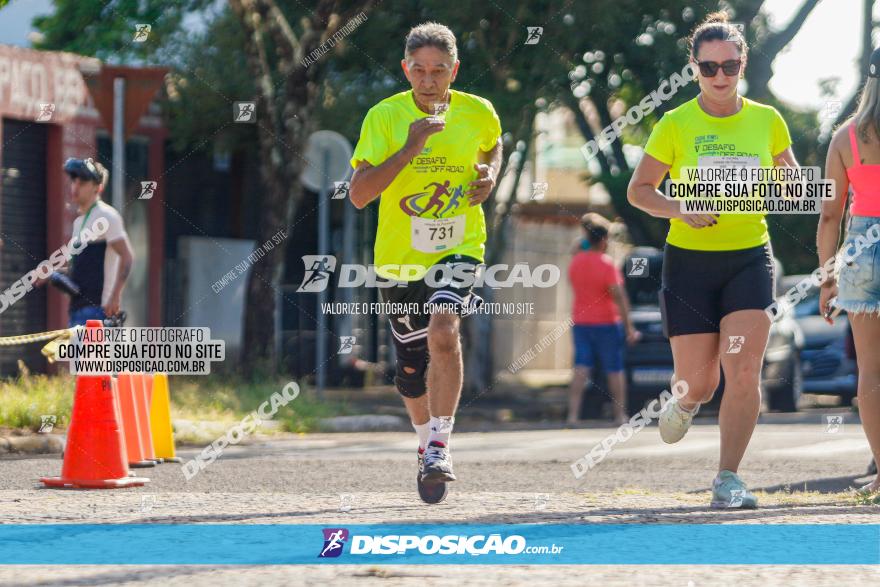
[442,502,880,526]
[751,474,870,494]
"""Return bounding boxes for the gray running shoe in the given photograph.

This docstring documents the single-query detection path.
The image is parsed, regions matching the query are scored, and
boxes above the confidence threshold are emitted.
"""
[421,441,456,484]
[711,470,758,509]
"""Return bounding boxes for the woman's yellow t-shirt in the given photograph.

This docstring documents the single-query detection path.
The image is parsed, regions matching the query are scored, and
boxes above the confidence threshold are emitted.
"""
[643,96,792,251]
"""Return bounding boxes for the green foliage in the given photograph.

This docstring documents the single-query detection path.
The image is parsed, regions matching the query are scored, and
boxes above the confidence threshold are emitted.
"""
[30,0,835,276]
[317,1,582,143]
[0,373,348,435]
[171,376,349,434]
[762,96,825,274]
[32,0,210,63]
[162,8,257,152]
[0,374,74,431]
[33,0,256,151]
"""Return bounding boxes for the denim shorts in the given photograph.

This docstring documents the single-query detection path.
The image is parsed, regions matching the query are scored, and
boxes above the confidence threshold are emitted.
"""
[837,215,880,315]
[572,323,625,372]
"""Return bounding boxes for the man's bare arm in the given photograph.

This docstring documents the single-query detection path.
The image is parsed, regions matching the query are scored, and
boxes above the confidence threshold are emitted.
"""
[104,238,134,315]
[480,138,503,179]
[349,149,416,209]
[349,117,445,209]
[466,138,503,206]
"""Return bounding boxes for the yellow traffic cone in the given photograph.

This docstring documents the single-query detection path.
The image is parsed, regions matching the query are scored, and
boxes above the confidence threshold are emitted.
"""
[149,373,181,463]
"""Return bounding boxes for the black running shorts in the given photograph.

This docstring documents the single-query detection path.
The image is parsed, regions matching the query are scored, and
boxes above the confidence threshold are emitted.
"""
[660,242,775,338]
[380,254,484,346]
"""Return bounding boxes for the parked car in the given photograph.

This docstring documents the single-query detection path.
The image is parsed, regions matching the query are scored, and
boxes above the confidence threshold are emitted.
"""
[778,275,858,402]
[580,247,804,418]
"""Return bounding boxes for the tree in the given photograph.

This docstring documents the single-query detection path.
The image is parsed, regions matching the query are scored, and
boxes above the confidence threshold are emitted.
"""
[558,1,711,244]
[33,0,374,374]
[739,0,822,102]
[548,0,829,268]
[33,0,207,62]
[225,0,375,374]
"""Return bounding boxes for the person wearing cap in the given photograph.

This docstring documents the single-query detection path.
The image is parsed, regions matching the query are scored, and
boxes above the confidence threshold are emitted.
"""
[60,158,134,326]
[817,47,880,495]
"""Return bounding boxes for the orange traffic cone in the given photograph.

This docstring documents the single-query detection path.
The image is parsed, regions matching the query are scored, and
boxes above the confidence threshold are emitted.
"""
[110,377,130,468]
[117,373,157,468]
[41,374,150,488]
[41,320,148,489]
[134,373,161,463]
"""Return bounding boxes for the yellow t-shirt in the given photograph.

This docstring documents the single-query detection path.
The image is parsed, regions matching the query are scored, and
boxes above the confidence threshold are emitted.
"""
[350,89,502,281]
[643,96,792,251]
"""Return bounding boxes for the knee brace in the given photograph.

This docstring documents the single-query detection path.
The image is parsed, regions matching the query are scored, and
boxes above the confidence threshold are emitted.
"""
[394,339,429,398]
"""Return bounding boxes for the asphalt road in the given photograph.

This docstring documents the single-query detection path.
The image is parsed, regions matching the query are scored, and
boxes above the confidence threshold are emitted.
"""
[0,418,877,586]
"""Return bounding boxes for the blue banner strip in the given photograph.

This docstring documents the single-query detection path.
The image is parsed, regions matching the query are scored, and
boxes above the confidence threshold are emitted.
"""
[0,524,877,565]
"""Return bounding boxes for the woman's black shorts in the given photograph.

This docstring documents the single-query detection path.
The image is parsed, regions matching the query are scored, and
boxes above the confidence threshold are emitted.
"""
[660,242,775,338]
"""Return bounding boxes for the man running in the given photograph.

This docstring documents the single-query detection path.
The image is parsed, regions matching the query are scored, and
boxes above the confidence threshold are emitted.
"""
[349,22,502,504]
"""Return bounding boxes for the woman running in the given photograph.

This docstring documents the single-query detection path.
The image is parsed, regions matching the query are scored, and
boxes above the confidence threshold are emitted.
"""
[627,11,797,508]
[817,47,880,494]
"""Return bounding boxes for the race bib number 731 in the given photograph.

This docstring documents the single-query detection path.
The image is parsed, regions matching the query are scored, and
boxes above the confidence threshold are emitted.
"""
[411,215,465,253]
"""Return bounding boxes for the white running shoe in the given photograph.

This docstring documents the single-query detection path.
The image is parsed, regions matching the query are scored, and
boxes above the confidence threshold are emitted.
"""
[659,396,698,444]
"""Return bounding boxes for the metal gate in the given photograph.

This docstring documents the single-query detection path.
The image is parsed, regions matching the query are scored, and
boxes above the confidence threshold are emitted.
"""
[0,118,48,376]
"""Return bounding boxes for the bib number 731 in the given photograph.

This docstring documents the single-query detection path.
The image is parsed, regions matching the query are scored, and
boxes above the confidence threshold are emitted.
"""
[411,215,465,253]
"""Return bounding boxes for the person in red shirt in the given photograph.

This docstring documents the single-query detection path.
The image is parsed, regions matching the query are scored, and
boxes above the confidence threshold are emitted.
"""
[567,213,639,425]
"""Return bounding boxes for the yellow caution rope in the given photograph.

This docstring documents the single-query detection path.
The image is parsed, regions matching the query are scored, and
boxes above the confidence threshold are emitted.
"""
[0,327,81,347]
[0,326,86,363]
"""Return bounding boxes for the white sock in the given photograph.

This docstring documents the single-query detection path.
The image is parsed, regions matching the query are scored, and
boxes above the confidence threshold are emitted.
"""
[427,416,454,446]
[413,421,431,451]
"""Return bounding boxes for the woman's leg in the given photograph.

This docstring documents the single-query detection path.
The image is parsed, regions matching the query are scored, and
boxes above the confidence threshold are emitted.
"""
[567,366,591,424]
[604,324,629,424]
[850,313,880,490]
[669,333,722,409]
[717,309,770,473]
[568,326,594,424]
[659,333,720,444]
[606,371,628,424]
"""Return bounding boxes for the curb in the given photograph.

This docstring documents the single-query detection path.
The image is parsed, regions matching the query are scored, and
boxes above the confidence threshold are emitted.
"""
[318,414,406,432]
[0,434,65,455]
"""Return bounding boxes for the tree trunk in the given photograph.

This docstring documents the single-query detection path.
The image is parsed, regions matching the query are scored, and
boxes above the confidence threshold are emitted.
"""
[590,85,629,173]
[229,0,368,376]
[561,91,613,176]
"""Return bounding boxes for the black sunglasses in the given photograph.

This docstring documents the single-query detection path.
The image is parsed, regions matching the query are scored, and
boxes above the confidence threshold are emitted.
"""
[696,59,742,77]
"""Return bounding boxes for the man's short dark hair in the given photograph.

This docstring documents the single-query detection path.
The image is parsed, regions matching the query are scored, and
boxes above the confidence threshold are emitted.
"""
[581,212,610,246]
